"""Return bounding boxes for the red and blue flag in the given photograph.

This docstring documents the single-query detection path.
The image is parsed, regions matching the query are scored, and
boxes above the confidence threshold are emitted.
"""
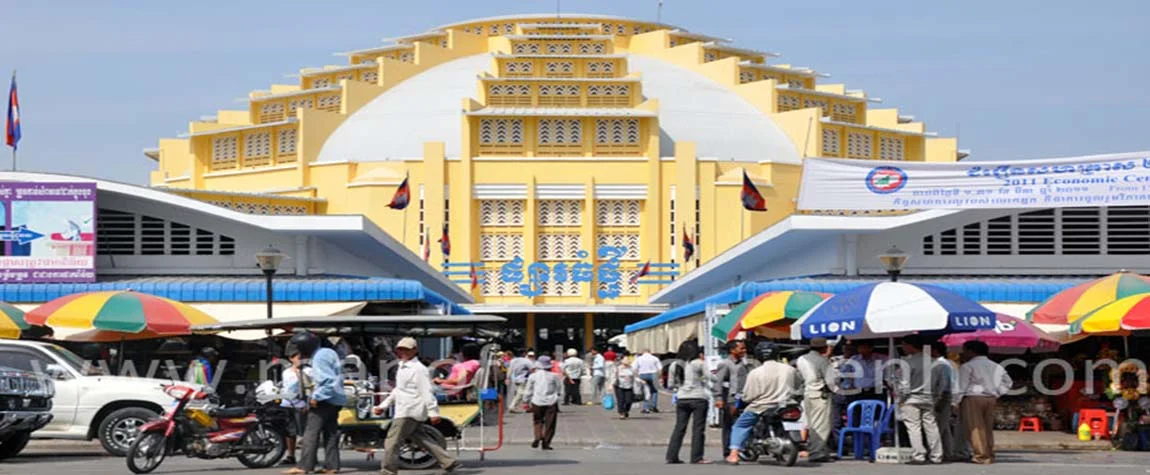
[5,73,19,151]
[630,260,651,285]
[682,226,695,262]
[387,174,411,210]
[438,222,450,258]
[741,170,768,212]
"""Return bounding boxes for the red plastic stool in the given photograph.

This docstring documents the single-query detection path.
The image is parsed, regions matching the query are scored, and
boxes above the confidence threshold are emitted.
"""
[1018,416,1042,432]
[1078,409,1110,439]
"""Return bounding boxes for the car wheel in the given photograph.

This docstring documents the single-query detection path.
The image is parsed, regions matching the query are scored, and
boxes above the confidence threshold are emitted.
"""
[0,431,31,460]
[99,407,158,456]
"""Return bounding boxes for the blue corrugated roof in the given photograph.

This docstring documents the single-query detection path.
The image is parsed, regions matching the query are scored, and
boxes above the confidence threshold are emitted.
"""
[625,275,1091,333]
[0,275,470,315]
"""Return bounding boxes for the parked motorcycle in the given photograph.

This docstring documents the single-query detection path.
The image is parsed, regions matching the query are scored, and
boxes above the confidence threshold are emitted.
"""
[738,404,806,466]
[126,384,286,474]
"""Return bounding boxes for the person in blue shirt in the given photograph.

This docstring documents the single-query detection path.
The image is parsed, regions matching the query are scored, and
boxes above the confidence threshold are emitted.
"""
[286,331,346,475]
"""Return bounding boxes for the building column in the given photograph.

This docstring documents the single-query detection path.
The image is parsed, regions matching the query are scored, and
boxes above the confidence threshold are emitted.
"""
[584,313,594,352]
[526,313,536,350]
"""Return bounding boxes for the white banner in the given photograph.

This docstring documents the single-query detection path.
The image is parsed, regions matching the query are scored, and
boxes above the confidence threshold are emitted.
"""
[797,151,1150,211]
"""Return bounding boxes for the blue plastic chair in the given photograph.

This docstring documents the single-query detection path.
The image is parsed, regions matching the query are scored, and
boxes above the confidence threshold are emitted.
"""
[837,400,887,461]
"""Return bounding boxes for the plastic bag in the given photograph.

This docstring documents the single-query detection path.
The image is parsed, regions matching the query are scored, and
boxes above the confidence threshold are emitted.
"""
[603,394,615,411]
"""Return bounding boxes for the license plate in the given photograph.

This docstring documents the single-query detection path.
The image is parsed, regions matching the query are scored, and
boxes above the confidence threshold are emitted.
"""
[783,422,804,431]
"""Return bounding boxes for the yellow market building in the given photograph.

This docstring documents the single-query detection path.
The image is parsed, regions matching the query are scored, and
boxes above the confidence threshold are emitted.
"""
[145,13,962,352]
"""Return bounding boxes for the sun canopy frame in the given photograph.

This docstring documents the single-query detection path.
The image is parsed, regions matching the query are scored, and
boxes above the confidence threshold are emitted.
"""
[192,315,507,338]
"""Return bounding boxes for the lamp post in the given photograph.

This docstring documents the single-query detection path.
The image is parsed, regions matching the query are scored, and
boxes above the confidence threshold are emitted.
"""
[255,246,287,364]
[877,245,909,282]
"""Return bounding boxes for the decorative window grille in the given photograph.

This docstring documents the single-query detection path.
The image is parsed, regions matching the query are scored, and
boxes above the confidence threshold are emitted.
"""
[596,200,641,226]
[601,23,612,34]
[258,102,285,124]
[544,62,574,77]
[633,25,642,35]
[777,94,801,112]
[804,98,830,113]
[822,129,840,155]
[335,73,354,83]
[595,233,640,260]
[579,43,606,54]
[243,131,271,165]
[921,207,1150,257]
[986,216,1012,255]
[479,233,523,261]
[514,43,539,54]
[739,71,755,83]
[505,61,533,77]
[538,199,582,226]
[489,24,499,35]
[879,137,905,161]
[963,223,982,255]
[479,199,525,225]
[503,24,513,34]
[478,119,524,145]
[787,79,805,89]
[399,52,413,62]
[704,51,718,62]
[618,270,641,295]
[361,71,379,84]
[440,39,448,48]
[846,132,872,159]
[481,268,517,296]
[594,119,640,145]
[277,127,298,159]
[211,136,238,167]
[537,233,581,260]
[312,78,332,89]
[669,39,677,47]
[832,103,857,122]
[586,61,614,78]
[288,98,313,115]
[317,94,341,112]
[96,208,236,256]
[541,279,582,297]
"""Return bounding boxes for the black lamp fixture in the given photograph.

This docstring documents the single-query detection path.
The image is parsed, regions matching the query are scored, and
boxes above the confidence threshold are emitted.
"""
[877,245,909,282]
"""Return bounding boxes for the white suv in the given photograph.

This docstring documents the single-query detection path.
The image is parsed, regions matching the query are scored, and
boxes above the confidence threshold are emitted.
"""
[0,340,177,456]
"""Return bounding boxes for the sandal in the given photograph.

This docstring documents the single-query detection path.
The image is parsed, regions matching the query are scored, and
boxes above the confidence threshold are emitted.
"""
[282,469,307,475]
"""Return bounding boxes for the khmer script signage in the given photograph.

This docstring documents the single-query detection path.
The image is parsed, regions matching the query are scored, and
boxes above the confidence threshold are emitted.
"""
[500,246,629,299]
[797,151,1150,211]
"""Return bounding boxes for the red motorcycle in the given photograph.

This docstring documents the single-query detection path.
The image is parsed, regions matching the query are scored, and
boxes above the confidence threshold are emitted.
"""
[126,384,286,474]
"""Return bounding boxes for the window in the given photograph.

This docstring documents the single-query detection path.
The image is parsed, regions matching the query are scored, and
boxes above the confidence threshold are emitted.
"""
[586,61,614,78]
[832,103,857,122]
[963,223,982,255]
[399,52,413,62]
[777,94,801,112]
[362,71,378,84]
[739,71,755,83]
[317,94,341,112]
[594,119,640,145]
[879,137,905,161]
[537,233,581,260]
[479,233,523,261]
[277,127,298,159]
[211,136,238,167]
[1062,208,1101,255]
[787,79,805,89]
[514,43,539,54]
[479,199,525,226]
[287,98,313,115]
[312,78,332,89]
[986,216,1013,255]
[96,208,236,256]
[595,233,640,260]
[0,349,53,373]
[538,199,582,226]
[537,119,582,145]
[1108,206,1150,254]
[846,132,872,159]
[243,131,271,165]
[478,119,524,146]
[596,200,641,226]
[704,51,718,62]
[504,61,533,76]
[822,129,840,155]
[481,268,516,296]
[618,270,641,296]
[258,102,285,124]
[804,98,829,113]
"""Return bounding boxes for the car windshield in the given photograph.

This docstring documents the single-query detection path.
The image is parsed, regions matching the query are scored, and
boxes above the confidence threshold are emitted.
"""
[43,344,107,376]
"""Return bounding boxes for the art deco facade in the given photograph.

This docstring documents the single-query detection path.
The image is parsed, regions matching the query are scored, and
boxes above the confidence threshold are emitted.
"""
[146,14,961,349]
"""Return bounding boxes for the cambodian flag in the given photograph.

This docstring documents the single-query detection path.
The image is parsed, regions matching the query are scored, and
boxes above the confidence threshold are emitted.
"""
[438,222,450,258]
[681,226,695,262]
[5,73,19,151]
[630,261,651,285]
[791,282,996,340]
[741,170,767,212]
[470,264,479,289]
[387,174,411,210]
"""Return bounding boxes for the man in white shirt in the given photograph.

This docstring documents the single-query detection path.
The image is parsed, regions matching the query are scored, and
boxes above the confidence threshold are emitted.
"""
[795,338,838,462]
[524,356,563,450]
[561,348,586,405]
[590,349,606,404]
[929,344,961,461]
[374,338,459,475]
[954,340,1012,465]
[634,350,663,413]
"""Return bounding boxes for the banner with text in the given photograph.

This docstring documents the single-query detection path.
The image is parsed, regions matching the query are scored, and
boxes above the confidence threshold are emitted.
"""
[0,182,97,283]
[797,151,1150,211]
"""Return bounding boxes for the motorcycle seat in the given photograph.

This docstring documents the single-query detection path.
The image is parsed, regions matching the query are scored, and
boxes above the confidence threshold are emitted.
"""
[210,407,250,418]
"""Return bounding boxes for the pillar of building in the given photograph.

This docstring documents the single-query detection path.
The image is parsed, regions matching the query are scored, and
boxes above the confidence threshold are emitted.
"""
[584,313,595,352]
[526,313,536,350]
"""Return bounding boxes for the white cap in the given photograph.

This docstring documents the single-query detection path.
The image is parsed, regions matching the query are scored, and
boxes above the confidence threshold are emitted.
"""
[396,337,418,350]
[566,348,577,357]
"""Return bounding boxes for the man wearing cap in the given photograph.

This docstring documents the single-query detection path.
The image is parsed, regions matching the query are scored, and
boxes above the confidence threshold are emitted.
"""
[374,338,459,475]
[796,337,838,463]
[561,348,586,406]
[524,355,562,450]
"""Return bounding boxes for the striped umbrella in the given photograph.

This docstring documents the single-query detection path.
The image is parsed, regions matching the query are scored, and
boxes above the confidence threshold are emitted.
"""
[711,291,831,342]
[0,302,30,339]
[1028,272,1150,325]
[26,291,217,334]
[791,282,997,340]
[1069,293,1150,335]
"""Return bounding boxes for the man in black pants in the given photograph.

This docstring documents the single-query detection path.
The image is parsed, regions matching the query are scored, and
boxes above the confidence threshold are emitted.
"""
[712,340,748,459]
[286,332,345,475]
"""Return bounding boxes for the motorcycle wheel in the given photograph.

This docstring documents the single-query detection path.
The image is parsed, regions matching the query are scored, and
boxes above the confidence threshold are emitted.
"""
[126,433,168,474]
[774,439,799,467]
[237,424,287,469]
[397,425,447,471]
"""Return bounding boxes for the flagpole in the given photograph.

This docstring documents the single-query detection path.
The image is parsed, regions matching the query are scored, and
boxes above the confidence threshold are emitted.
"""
[10,149,14,172]
[8,69,15,171]
[402,207,408,250]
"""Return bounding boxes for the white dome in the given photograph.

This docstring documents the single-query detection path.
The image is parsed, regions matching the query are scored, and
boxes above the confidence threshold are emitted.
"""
[317,53,801,164]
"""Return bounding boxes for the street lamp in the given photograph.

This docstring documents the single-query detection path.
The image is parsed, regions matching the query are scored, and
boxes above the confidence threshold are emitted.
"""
[877,245,909,282]
[255,246,287,366]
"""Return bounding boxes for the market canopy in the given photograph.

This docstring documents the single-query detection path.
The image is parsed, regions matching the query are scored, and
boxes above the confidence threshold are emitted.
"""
[193,315,507,338]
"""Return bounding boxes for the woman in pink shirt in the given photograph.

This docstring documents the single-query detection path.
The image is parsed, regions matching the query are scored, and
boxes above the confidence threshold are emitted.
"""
[436,343,482,398]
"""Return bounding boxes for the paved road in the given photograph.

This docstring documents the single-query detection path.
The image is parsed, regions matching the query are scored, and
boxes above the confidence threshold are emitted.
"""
[5,445,1149,475]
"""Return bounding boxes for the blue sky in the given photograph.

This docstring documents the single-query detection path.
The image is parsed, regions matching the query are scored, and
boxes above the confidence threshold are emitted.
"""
[2,0,1147,184]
